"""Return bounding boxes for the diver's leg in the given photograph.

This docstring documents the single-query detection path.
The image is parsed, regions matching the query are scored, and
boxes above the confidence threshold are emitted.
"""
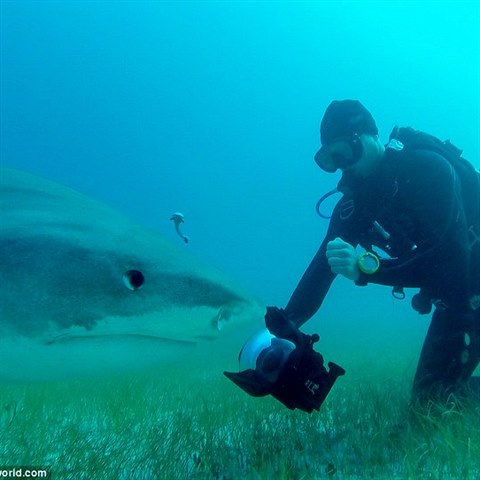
[412,307,480,401]
[467,307,480,397]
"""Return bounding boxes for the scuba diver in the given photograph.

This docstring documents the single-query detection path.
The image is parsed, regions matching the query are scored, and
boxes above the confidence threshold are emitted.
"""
[225,99,480,412]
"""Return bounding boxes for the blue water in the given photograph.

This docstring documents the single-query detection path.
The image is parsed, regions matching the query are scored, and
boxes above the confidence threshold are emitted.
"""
[1,0,479,312]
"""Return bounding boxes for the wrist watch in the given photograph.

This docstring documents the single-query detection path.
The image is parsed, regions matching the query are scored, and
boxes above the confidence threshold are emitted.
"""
[357,252,380,274]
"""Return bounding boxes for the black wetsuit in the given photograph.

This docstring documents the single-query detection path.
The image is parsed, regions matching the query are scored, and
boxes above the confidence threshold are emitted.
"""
[284,144,480,400]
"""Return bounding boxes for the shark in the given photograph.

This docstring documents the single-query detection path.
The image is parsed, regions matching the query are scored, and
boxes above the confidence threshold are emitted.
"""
[0,167,264,382]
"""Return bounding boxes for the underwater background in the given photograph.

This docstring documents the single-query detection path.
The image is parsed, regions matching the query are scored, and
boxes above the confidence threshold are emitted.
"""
[1,1,480,479]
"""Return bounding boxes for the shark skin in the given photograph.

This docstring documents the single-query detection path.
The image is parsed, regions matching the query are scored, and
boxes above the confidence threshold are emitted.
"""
[0,167,264,382]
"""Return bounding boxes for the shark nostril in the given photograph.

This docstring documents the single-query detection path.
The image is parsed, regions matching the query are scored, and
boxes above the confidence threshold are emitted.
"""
[123,270,145,291]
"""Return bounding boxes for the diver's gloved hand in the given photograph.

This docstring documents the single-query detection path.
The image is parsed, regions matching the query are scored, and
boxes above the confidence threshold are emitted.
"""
[264,307,319,349]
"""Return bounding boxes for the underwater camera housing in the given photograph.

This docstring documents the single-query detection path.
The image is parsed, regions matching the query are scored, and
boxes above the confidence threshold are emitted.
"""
[224,308,345,413]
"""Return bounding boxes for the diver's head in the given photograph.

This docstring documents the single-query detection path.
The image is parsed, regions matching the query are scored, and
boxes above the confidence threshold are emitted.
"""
[314,100,384,176]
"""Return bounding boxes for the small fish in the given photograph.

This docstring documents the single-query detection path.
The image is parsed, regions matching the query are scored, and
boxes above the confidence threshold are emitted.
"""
[170,212,189,243]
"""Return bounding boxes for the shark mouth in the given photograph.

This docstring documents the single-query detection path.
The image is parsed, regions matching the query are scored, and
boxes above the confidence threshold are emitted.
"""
[44,332,198,346]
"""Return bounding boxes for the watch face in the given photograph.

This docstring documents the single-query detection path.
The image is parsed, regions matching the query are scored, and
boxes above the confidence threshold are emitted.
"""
[359,252,380,274]
[363,256,377,269]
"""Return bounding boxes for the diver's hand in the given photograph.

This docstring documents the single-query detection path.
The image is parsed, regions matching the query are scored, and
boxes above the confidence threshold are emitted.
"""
[265,307,300,344]
[265,307,314,348]
[326,237,360,282]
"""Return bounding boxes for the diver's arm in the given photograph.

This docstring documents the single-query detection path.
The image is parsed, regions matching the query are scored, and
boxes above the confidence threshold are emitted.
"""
[283,200,353,327]
[283,237,336,327]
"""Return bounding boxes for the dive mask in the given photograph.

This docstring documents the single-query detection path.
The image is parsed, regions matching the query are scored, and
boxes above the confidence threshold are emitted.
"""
[314,133,363,173]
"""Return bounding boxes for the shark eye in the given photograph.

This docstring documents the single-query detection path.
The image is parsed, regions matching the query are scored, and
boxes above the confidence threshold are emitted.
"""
[123,270,145,291]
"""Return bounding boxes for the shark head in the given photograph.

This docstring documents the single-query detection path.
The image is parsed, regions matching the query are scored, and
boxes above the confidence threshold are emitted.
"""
[0,167,264,382]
